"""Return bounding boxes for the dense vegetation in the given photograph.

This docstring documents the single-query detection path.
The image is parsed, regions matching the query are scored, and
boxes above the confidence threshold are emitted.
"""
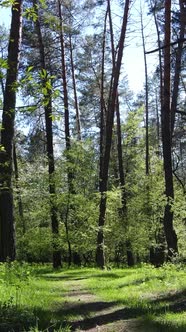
[0,0,185,268]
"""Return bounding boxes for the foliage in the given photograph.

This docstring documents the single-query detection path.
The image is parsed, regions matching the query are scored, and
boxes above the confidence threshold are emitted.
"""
[0,0,186,268]
[0,262,35,330]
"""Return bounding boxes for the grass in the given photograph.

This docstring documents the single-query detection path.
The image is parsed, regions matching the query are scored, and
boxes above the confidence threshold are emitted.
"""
[82,263,186,331]
[0,262,186,331]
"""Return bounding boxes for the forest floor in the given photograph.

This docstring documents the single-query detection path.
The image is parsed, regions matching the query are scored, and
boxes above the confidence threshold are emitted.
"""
[45,265,186,332]
[62,276,155,332]
[1,264,186,331]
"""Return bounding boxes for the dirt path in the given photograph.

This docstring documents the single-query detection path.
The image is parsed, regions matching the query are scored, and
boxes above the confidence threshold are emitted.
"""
[62,278,156,332]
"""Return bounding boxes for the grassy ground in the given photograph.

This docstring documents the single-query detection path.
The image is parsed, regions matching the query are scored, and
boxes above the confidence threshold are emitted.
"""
[0,262,186,331]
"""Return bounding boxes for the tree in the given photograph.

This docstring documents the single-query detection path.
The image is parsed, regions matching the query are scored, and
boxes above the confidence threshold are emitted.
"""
[0,0,23,261]
[140,3,149,175]
[161,0,178,258]
[170,0,186,134]
[96,0,131,269]
[33,0,62,268]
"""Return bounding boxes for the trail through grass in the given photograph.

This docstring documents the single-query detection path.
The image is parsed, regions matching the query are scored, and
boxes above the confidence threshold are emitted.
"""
[0,263,186,331]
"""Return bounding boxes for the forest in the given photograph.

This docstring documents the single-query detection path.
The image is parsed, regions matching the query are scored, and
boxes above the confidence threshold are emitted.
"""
[0,0,186,331]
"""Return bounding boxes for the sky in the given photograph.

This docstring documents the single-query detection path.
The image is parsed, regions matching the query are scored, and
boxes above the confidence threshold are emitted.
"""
[0,0,158,95]
[0,6,11,24]
[123,0,158,93]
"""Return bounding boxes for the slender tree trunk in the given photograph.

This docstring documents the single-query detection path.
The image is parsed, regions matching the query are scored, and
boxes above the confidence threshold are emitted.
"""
[140,4,149,175]
[69,34,81,141]
[96,0,131,269]
[0,0,22,261]
[58,1,76,265]
[33,0,62,268]
[108,0,133,266]
[107,0,116,102]
[99,6,108,198]
[150,0,163,106]
[13,143,25,234]
[161,0,178,258]
[96,7,108,269]
[171,0,186,134]
[116,98,135,265]
[58,0,74,195]
[64,194,72,267]
[155,89,160,154]
[116,98,127,212]
[58,0,70,150]
[0,70,5,96]
[108,0,127,212]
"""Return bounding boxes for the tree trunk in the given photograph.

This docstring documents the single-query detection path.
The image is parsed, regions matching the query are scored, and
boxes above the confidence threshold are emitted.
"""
[63,193,72,267]
[99,5,108,205]
[108,0,133,266]
[171,0,186,134]
[150,0,163,107]
[155,89,160,154]
[0,0,22,261]
[161,0,178,258]
[140,5,149,175]
[13,143,25,234]
[58,0,74,194]
[96,0,131,269]
[96,8,108,269]
[59,2,70,151]
[69,34,81,141]
[33,0,62,268]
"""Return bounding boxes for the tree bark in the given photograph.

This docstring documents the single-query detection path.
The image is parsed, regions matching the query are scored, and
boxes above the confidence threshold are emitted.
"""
[0,0,22,261]
[64,194,72,267]
[99,6,108,200]
[58,1,70,151]
[107,0,127,213]
[58,0,74,194]
[108,0,132,266]
[140,4,149,175]
[96,8,108,269]
[33,0,62,268]
[171,0,186,134]
[115,98,128,213]
[13,143,25,234]
[161,0,178,258]
[150,0,163,107]
[69,34,81,141]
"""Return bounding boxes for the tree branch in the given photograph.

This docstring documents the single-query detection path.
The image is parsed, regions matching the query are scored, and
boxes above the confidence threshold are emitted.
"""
[145,38,186,54]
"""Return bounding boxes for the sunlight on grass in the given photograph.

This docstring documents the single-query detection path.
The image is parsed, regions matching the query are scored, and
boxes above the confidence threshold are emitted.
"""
[146,312,186,332]
[82,264,186,330]
[0,263,186,331]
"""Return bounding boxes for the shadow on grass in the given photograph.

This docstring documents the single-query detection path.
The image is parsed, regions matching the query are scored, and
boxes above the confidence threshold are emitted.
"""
[152,289,186,304]
[56,301,118,317]
[70,307,152,331]
[43,275,92,282]
[40,268,135,282]
[151,288,186,313]
[1,292,186,332]
[117,275,157,288]
[1,268,186,332]
[0,306,36,332]
[37,269,186,331]
[57,296,186,332]
[40,270,93,281]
